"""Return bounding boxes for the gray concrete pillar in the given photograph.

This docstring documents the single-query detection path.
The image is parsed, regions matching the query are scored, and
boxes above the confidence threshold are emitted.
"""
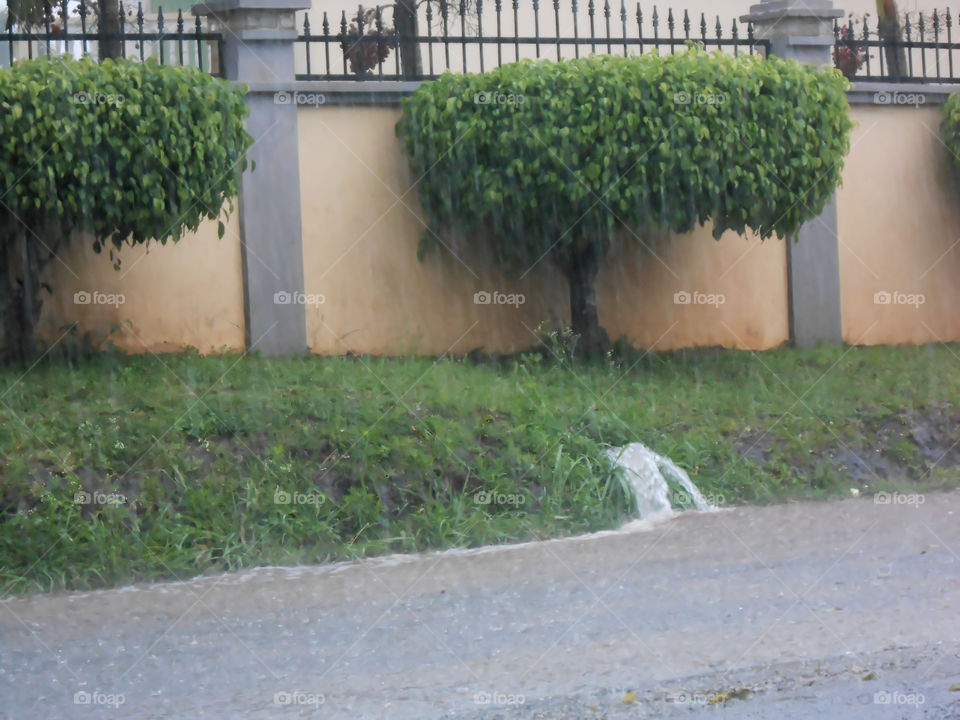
[193,0,310,355]
[742,0,846,348]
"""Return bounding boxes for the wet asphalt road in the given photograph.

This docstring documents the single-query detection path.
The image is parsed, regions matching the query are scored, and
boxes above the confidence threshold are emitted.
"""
[2,492,959,719]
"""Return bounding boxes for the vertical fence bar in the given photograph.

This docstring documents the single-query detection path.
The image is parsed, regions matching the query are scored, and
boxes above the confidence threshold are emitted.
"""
[119,1,126,58]
[322,12,330,77]
[699,11,705,47]
[79,0,88,54]
[620,0,626,56]
[948,8,954,81]
[137,2,145,62]
[667,7,673,53]
[862,16,870,77]
[731,19,738,57]
[934,9,941,81]
[683,9,689,41]
[375,5,383,80]
[158,8,165,64]
[303,13,311,76]
[715,15,721,49]
[494,0,502,67]
[572,0,579,58]
[534,0,541,58]
[195,15,204,71]
[588,0,595,53]
[637,3,642,55]
[426,2,435,76]
[356,4,365,80]
[340,11,348,75]
[511,0,518,61]
[603,0,610,53]
[177,10,185,65]
[652,5,658,52]
[478,0,485,70]
[61,0,69,56]
[905,13,914,77]
[43,1,51,57]
[459,0,466,70]
[554,0,560,60]
[393,21,400,77]
[919,11,927,78]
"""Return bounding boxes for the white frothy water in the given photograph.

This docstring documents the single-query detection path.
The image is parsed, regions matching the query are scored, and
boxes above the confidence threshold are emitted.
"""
[606,443,714,519]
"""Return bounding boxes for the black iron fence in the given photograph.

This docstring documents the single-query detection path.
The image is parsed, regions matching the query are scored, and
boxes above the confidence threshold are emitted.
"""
[834,9,960,83]
[295,2,770,81]
[3,0,224,76]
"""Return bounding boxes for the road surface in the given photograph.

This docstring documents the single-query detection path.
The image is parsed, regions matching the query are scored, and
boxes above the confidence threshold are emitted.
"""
[2,492,959,718]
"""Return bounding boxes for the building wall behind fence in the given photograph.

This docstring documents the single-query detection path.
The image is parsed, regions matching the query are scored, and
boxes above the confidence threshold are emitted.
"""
[838,104,960,346]
[298,104,789,355]
[37,213,245,354]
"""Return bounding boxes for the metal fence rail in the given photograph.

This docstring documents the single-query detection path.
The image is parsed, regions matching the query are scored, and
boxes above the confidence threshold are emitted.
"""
[834,9,960,84]
[3,0,224,76]
[295,2,770,81]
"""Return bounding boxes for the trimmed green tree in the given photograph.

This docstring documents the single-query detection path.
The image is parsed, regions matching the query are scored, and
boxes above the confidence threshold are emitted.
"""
[396,50,853,356]
[0,56,252,364]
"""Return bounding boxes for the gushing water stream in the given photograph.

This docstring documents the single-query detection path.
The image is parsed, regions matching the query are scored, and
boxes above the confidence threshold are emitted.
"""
[605,443,714,519]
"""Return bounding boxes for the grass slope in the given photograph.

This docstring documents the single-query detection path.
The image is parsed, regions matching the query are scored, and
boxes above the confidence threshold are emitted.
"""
[2,343,959,595]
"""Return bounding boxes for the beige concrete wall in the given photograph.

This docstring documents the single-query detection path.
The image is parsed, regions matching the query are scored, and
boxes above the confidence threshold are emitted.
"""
[38,213,245,354]
[838,104,960,346]
[298,105,789,354]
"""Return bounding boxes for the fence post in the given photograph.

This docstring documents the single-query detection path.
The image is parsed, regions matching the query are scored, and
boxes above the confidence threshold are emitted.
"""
[742,0,846,348]
[192,0,310,356]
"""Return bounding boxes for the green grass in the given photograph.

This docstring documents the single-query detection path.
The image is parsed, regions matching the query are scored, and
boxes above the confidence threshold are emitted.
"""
[2,343,959,596]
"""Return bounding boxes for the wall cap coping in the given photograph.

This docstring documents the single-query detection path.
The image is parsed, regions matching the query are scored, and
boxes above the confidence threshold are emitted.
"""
[234,80,960,106]
[846,81,958,105]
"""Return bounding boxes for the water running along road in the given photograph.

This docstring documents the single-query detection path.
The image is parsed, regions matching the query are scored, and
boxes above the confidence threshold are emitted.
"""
[2,492,959,718]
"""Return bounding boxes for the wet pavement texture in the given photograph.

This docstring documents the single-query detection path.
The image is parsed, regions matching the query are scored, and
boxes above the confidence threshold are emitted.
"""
[2,492,959,719]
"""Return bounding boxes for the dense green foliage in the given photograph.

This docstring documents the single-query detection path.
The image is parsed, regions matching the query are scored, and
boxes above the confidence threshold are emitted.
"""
[396,50,853,351]
[398,50,852,259]
[2,344,959,595]
[0,56,250,249]
[0,56,252,363]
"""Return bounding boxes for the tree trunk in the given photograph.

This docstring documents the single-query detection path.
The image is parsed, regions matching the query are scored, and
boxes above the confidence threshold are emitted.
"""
[394,0,422,79]
[877,1,907,81]
[558,245,611,359]
[1,225,54,365]
[99,0,123,61]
